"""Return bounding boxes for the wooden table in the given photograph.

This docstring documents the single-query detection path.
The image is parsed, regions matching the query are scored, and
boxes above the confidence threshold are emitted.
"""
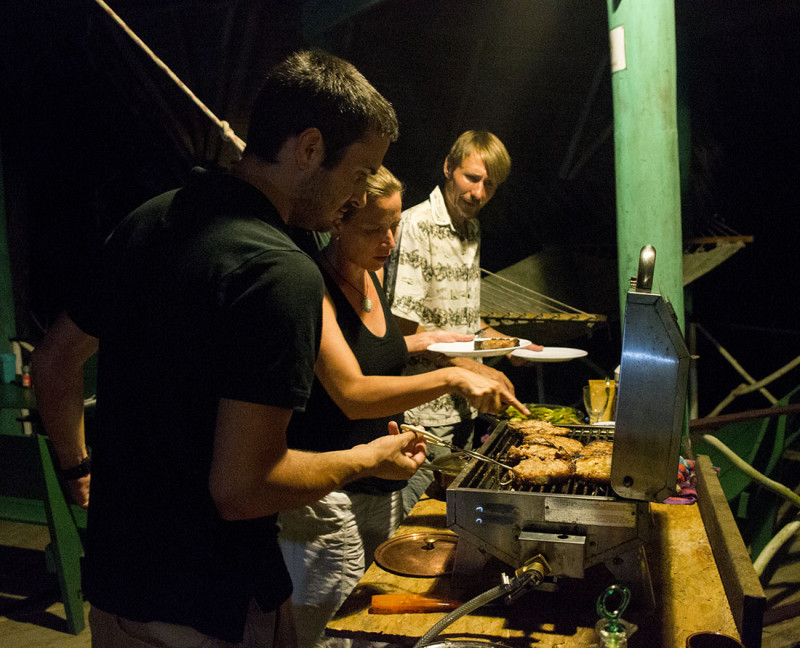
[327,462,752,647]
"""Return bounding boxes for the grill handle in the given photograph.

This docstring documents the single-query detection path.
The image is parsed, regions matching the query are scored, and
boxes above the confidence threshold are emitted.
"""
[635,244,656,293]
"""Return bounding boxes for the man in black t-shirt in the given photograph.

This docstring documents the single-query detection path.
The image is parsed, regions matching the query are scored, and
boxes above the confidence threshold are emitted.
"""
[31,50,426,647]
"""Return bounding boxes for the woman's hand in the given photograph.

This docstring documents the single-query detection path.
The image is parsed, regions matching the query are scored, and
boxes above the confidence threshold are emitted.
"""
[445,367,529,416]
[404,329,474,354]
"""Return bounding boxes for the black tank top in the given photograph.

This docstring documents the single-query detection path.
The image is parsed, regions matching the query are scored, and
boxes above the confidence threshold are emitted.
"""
[286,269,409,493]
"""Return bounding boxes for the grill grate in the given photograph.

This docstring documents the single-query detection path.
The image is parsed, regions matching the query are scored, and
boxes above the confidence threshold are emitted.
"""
[460,421,616,497]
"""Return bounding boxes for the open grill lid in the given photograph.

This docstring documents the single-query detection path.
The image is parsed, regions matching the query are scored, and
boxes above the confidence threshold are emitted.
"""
[610,245,690,502]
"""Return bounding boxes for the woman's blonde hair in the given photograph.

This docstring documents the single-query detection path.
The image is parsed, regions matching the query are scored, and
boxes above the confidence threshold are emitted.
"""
[366,165,404,199]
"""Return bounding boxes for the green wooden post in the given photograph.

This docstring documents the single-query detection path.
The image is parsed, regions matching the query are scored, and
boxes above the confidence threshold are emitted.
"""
[606,0,684,332]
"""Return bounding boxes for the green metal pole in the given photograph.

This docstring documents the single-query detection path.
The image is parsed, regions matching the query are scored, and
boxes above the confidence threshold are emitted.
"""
[606,0,684,332]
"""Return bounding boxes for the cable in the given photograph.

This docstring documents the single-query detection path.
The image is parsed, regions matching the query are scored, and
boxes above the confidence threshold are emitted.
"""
[700,434,800,511]
[753,517,800,577]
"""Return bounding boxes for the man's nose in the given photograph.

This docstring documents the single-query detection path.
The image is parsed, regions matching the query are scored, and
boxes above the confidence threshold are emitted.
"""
[471,181,486,201]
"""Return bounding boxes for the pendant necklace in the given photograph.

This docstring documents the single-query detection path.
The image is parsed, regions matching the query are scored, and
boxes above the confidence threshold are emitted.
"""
[323,248,373,312]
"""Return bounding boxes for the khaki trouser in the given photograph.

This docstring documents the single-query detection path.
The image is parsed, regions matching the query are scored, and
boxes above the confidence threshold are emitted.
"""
[89,598,297,648]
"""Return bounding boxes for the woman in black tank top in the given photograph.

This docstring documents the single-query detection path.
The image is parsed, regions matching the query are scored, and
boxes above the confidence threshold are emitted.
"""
[279,166,521,648]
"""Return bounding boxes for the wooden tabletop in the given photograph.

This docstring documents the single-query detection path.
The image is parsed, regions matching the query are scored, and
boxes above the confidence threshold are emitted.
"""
[326,495,742,647]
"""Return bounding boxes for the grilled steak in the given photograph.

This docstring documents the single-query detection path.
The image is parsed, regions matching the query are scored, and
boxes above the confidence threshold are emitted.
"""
[571,452,612,483]
[507,443,561,464]
[582,440,613,456]
[516,434,584,457]
[512,456,571,485]
[474,337,518,350]
[507,419,570,436]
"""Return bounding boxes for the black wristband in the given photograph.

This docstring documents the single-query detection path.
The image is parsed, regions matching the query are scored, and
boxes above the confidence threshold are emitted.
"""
[59,452,91,480]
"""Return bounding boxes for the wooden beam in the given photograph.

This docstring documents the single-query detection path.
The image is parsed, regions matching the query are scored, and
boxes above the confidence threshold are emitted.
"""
[689,404,800,432]
[695,454,765,647]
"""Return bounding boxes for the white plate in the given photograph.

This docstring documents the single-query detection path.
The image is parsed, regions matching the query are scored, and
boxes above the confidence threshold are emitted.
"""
[427,338,532,358]
[510,347,588,363]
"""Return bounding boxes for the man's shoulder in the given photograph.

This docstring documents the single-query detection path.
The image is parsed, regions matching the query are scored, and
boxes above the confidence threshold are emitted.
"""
[401,197,434,222]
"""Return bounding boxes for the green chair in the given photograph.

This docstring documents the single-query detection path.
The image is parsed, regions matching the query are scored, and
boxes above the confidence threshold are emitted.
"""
[0,384,88,634]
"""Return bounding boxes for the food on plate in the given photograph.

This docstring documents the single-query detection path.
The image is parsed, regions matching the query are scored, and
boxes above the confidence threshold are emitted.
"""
[571,452,612,483]
[512,456,571,485]
[507,419,570,436]
[501,404,584,425]
[517,434,584,457]
[473,337,519,350]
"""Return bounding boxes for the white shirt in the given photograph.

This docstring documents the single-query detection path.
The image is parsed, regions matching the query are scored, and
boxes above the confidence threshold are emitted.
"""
[388,186,481,426]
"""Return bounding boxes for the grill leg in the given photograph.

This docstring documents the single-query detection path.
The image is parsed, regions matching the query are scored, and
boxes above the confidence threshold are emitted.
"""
[449,538,492,596]
[604,544,656,609]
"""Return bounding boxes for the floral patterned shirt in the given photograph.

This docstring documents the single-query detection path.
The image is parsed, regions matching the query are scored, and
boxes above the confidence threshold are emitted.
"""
[387,186,481,426]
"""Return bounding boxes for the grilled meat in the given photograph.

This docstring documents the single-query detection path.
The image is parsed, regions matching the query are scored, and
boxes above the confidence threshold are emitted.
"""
[511,456,571,485]
[583,440,614,456]
[506,419,570,436]
[571,452,612,483]
[507,443,560,464]
[517,434,584,457]
[474,337,518,350]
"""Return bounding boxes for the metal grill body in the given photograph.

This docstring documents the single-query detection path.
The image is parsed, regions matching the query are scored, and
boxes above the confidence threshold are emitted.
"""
[446,422,649,579]
[446,247,688,596]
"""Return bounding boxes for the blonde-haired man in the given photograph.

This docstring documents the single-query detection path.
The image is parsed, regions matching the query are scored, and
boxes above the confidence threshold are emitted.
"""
[386,130,540,513]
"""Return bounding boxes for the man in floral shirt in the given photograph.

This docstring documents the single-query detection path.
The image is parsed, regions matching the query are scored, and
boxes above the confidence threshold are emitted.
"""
[386,130,540,513]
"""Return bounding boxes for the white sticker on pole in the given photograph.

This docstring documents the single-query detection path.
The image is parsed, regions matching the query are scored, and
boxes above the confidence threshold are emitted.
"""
[609,25,627,72]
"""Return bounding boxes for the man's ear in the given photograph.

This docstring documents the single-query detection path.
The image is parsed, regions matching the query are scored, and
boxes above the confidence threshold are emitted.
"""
[295,127,325,169]
[330,216,345,238]
[443,156,453,179]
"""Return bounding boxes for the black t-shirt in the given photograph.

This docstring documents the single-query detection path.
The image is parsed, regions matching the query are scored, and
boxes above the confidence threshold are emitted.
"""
[286,268,408,494]
[69,168,324,642]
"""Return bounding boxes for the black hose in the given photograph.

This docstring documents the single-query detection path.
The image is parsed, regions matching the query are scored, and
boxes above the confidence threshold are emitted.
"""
[413,582,511,647]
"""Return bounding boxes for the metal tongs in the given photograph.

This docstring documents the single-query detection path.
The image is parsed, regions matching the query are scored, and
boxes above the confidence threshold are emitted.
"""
[401,424,515,472]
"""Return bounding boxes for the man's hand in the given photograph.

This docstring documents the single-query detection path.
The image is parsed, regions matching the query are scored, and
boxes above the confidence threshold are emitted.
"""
[364,421,427,480]
[405,329,474,354]
[450,356,515,392]
[508,340,545,366]
[65,475,90,509]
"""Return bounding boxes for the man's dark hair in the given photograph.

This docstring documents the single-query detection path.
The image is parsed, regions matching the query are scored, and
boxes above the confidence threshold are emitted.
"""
[244,50,399,169]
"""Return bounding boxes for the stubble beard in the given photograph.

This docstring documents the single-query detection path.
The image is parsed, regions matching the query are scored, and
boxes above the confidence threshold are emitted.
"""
[446,191,482,230]
[292,167,337,232]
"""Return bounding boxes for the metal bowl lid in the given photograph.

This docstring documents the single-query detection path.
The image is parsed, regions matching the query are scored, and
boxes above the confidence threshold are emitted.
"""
[374,532,458,577]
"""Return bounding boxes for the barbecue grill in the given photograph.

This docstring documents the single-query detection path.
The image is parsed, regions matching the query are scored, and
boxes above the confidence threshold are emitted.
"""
[446,245,690,605]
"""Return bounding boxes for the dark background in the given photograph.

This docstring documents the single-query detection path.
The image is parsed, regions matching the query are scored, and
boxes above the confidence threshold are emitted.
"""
[2,0,799,415]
